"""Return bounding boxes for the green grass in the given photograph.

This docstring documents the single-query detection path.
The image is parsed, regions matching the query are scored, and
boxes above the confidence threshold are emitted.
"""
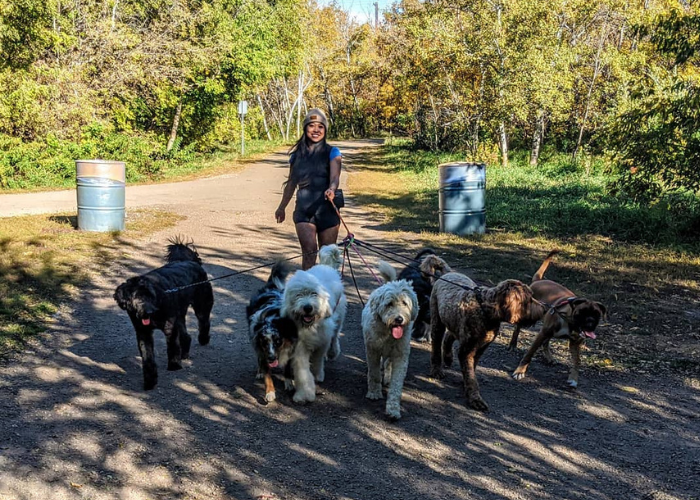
[0,210,182,355]
[0,132,289,192]
[348,139,700,374]
[158,139,289,182]
[367,139,700,247]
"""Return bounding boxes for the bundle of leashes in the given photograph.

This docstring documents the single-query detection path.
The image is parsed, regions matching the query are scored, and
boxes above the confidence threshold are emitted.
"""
[164,198,485,307]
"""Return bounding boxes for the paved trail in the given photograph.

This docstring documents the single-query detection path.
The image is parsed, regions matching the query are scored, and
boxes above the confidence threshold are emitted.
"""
[0,140,697,500]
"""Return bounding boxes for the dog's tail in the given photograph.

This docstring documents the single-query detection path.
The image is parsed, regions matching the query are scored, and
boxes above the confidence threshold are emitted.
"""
[319,244,343,270]
[166,235,202,264]
[532,249,559,282]
[267,261,292,290]
[414,248,436,261]
[378,260,397,283]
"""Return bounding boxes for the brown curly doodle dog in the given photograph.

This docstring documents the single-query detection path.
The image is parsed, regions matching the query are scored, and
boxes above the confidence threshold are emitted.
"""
[429,272,544,411]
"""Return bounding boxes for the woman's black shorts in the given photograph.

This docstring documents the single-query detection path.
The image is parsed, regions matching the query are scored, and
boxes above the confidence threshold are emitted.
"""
[293,189,340,231]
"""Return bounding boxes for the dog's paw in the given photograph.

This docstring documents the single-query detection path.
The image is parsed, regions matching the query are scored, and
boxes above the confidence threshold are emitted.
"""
[385,404,402,421]
[314,371,325,383]
[567,379,578,389]
[284,379,295,391]
[327,341,341,361]
[143,378,158,391]
[429,368,446,380]
[265,391,277,403]
[442,354,454,368]
[293,390,315,404]
[512,369,526,381]
[468,397,489,412]
[366,389,383,400]
[198,333,210,346]
[167,361,183,371]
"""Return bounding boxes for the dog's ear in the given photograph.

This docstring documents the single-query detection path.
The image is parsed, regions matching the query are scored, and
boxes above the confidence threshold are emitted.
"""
[366,292,382,321]
[114,279,137,310]
[408,289,419,322]
[275,316,298,341]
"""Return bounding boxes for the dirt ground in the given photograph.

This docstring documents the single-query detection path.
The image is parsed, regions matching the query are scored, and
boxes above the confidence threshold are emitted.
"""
[0,140,698,500]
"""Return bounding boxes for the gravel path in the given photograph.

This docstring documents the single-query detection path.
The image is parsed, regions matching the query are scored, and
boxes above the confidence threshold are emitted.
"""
[0,140,698,500]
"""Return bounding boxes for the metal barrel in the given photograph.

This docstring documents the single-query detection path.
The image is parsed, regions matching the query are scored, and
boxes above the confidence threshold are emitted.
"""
[76,160,126,232]
[438,162,486,236]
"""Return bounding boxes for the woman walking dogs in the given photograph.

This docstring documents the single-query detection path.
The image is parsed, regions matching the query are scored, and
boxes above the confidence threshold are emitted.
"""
[275,109,343,270]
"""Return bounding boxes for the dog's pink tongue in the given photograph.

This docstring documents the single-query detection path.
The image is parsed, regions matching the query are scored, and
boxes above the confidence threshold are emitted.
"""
[269,360,279,368]
[392,326,404,339]
[583,331,596,339]
[142,318,151,326]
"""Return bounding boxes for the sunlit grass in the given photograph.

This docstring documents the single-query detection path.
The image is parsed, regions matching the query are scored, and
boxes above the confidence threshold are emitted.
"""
[159,139,290,182]
[0,209,182,355]
[348,140,700,373]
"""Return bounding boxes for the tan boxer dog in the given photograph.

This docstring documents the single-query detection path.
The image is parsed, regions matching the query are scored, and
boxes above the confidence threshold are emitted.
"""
[511,250,607,388]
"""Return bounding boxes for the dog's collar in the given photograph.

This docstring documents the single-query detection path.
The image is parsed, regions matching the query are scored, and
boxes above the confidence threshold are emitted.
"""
[548,296,578,315]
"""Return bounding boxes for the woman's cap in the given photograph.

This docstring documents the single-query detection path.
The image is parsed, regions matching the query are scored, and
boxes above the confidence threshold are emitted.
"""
[303,108,329,130]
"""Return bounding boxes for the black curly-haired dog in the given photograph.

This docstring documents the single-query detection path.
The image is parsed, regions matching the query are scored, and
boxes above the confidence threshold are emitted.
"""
[398,249,452,342]
[246,261,298,402]
[114,237,214,390]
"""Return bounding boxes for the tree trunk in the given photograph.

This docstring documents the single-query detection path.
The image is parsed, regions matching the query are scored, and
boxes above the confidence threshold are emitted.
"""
[530,111,545,166]
[499,122,508,167]
[166,98,182,153]
[257,94,272,141]
[573,16,609,160]
[111,0,119,30]
[296,70,303,137]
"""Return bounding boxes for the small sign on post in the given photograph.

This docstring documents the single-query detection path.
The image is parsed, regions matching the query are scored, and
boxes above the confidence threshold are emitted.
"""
[238,100,248,155]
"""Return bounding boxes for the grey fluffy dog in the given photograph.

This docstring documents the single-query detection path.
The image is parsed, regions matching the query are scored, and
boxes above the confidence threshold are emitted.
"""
[362,261,419,420]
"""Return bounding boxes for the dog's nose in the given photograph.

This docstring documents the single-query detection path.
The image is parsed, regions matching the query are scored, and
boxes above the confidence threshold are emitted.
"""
[395,316,404,325]
[303,305,313,314]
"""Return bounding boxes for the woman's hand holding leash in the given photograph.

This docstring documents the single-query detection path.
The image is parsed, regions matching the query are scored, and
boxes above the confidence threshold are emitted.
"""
[324,188,335,202]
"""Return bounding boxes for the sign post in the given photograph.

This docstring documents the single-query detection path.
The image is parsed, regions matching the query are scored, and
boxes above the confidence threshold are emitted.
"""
[238,100,248,155]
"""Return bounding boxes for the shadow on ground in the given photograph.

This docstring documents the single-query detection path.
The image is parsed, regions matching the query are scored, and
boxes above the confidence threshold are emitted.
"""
[0,233,698,500]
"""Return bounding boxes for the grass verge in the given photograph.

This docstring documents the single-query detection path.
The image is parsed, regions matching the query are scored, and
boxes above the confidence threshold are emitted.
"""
[0,209,182,355]
[348,140,700,374]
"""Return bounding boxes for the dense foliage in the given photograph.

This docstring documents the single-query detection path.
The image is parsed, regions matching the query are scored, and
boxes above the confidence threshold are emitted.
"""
[0,0,698,208]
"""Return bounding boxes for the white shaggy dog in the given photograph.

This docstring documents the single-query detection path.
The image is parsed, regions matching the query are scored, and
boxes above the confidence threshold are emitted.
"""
[362,261,418,420]
[318,244,345,359]
[282,245,347,403]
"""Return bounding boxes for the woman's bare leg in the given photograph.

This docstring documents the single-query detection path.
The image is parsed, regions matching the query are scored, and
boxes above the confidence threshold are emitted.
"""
[318,225,339,249]
[296,222,318,270]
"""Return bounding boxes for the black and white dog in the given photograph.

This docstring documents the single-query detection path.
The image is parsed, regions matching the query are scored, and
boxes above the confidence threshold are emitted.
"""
[114,237,214,390]
[246,261,298,402]
[398,249,451,342]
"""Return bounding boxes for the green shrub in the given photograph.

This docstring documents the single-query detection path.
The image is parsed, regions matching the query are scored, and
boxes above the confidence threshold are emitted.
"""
[0,124,199,189]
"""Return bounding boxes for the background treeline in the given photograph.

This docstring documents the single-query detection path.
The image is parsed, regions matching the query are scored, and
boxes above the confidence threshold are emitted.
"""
[1,0,699,212]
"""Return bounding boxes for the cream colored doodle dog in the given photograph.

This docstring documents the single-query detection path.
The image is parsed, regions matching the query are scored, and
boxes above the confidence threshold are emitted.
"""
[362,261,418,420]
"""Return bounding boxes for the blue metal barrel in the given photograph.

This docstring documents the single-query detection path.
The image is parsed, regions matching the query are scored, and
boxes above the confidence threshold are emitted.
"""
[76,160,126,232]
[438,162,486,235]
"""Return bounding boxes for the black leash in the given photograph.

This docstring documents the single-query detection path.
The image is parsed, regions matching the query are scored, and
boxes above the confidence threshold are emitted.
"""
[163,250,317,294]
[344,243,366,308]
[350,238,480,293]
